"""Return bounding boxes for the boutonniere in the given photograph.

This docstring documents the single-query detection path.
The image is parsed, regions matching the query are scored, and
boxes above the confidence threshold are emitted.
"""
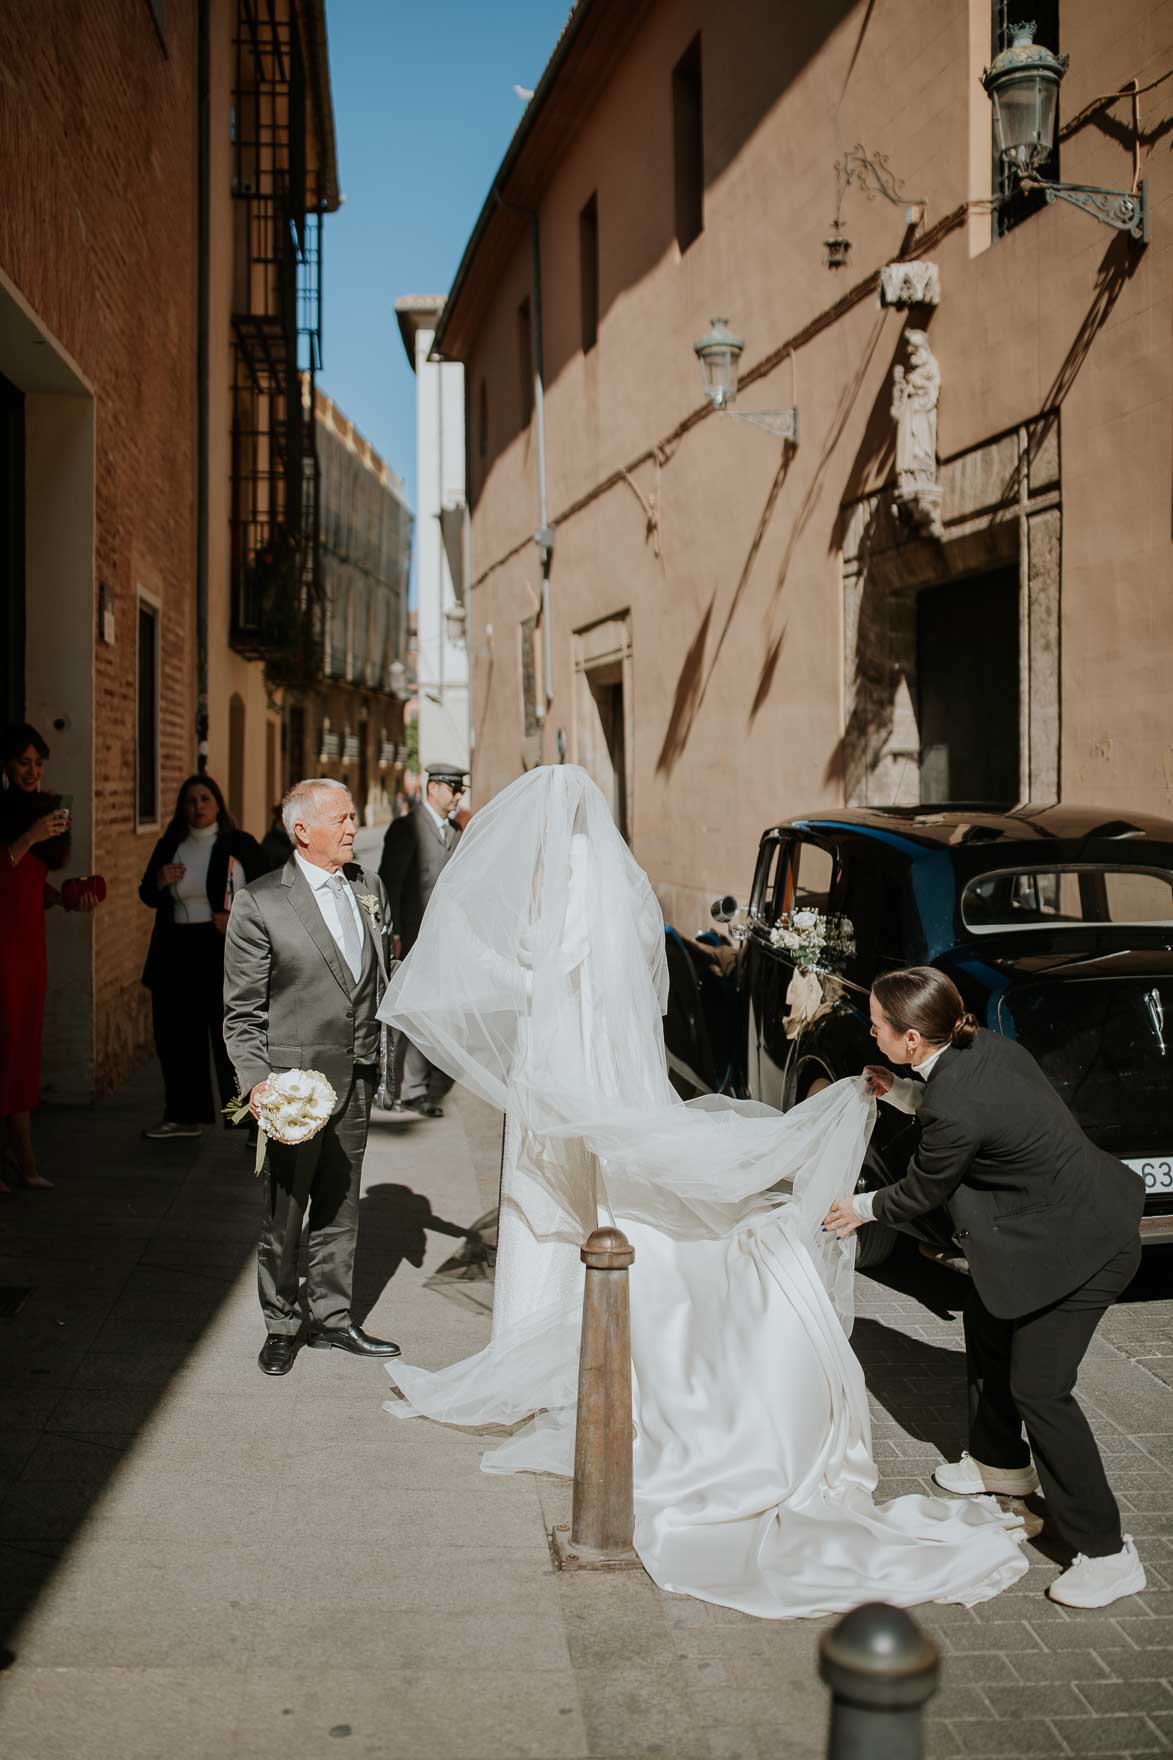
[357,892,381,926]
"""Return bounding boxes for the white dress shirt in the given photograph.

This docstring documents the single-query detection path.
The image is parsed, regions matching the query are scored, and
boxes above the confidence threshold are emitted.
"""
[422,798,455,848]
[853,1045,948,1222]
[294,852,366,981]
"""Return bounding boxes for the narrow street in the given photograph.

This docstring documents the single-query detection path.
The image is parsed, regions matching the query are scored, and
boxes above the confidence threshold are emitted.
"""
[2,1071,1172,1759]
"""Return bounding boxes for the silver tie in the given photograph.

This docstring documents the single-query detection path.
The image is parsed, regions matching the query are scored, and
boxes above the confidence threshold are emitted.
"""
[331,875,364,981]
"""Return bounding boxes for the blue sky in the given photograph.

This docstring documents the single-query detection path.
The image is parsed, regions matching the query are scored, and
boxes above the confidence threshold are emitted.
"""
[318,0,570,538]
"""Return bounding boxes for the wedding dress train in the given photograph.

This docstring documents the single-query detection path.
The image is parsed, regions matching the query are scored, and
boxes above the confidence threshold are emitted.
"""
[378,766,1027,1618]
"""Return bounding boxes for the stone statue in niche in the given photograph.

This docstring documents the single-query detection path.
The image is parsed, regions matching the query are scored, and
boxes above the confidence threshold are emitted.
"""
[891,328,943,539]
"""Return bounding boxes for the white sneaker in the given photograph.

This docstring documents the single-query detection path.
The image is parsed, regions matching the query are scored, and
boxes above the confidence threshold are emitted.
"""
[142,1120,203,1140]
[1048,1537,1146,1608]
[933,1450,1040,1497]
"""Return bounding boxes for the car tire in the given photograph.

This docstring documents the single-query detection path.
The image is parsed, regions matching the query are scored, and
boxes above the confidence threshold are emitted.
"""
[855,1219,898,1270]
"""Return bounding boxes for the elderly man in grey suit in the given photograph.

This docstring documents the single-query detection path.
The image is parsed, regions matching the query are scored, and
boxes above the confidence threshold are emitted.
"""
[224,778,401,1376]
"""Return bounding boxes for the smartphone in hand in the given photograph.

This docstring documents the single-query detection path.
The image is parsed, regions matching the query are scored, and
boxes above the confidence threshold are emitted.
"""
[57,793,73,820]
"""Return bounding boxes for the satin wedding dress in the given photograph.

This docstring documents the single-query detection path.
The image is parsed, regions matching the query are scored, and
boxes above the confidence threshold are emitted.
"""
[377,766,1027,1618]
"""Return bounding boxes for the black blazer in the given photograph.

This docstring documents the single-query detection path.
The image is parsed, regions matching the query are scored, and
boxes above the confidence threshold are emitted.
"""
[378,806,461,955]
[871,1028,1143,1319]
[139,826,264,989]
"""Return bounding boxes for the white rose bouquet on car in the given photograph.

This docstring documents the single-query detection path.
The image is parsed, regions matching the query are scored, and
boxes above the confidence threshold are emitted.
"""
[224,1068,338,1174]
[768,909,857,1040]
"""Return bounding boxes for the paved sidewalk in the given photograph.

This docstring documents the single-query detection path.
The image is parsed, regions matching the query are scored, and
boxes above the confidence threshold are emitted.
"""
[1,1069,1171,1759]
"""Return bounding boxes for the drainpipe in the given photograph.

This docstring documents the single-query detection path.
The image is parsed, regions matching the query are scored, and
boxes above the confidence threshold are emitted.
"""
[497,196,554,715]
[529,210,554,716]
[195,0,211,771]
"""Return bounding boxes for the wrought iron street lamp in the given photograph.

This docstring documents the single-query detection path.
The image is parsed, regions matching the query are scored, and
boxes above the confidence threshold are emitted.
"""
[981,22,1148,239]
[692,318,799,444]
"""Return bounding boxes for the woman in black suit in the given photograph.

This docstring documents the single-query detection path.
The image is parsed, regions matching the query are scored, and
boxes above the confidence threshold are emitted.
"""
[139,774,263,1139]
[825,965,1145,1610]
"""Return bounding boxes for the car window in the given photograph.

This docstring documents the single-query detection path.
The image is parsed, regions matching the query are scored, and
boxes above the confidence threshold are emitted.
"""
[751,837,786,922]
[962,865,1173,933]
[793,841,835,912]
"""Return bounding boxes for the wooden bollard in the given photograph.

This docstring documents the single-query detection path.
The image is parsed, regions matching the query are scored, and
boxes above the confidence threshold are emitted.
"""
[551,1226,642,1572]
[819,1603,940,1760]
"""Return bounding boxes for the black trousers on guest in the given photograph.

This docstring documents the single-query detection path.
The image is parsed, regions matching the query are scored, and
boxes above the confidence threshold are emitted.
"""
[149,924,237,1125]
[964,1237,1142,1558]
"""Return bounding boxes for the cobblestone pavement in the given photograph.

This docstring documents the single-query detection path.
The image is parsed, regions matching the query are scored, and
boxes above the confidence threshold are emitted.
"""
[0,1069,1171,1758]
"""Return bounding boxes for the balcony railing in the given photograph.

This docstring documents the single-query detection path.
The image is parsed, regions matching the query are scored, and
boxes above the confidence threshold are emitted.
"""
[229,0,324,673]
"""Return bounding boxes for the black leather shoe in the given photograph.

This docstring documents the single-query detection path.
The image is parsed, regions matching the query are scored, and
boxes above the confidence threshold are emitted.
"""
[258,1334,298,1375]
[306,1322,401,1358]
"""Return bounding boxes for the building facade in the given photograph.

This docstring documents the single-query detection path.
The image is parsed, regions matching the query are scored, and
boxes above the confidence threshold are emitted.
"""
[438,0,1173,931]
[395,297,470,775]
[0,0,339,1096]
[290,387,413,824]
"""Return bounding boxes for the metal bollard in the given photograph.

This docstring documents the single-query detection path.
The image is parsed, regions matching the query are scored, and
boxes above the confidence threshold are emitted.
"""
[819,1602,940,1760]
[550,1226,641,1571]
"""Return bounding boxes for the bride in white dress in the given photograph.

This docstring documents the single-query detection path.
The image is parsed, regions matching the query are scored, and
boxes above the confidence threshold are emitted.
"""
[377,765,1027,1618]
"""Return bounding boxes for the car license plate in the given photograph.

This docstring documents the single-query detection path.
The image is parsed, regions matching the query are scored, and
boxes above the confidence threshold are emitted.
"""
[1124,1156,1173,1194]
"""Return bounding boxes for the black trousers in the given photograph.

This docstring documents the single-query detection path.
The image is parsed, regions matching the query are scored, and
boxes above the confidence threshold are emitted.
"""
[257,1069,373,1334]
[964,1238,1141,1557]
[149,925,237,1125]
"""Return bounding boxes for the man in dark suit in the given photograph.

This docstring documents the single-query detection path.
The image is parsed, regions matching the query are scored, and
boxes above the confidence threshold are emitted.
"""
[378,763,466,1116]
[825,966,1145,1610]
[224,778,401,1376]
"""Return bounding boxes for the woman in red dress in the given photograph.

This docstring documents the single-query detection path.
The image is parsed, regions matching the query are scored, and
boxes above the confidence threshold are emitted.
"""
[0,723,99,1191]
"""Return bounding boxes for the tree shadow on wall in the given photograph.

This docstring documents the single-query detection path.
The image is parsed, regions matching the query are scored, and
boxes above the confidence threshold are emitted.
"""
[992,230,1143,517]
[747,308,895,728]
[655,447,794,777]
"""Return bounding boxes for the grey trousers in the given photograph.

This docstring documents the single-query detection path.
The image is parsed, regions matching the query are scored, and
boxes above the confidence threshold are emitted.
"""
[398,1034,454,1105]
[257,1069,374,1335]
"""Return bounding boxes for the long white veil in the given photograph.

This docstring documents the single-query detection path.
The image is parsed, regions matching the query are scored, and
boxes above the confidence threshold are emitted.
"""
[376,769,1030,1618]
[382,765,869,1328]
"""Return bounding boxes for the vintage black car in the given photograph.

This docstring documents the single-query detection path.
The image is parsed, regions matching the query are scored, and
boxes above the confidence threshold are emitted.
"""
[665,805,1173,1266]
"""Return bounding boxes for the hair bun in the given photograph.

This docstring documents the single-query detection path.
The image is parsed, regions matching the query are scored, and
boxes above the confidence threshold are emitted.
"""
[951,1011,979,1047]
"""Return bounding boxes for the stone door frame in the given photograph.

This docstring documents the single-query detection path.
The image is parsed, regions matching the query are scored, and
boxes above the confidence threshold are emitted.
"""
[840,416,1061,807]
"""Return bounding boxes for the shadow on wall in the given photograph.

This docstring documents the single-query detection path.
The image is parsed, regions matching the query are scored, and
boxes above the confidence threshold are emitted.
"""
[1001,229,1142,518]
[746,308,896,731]
[471,0,862,510]
[820,233,1145,795]
[655,444,795,776]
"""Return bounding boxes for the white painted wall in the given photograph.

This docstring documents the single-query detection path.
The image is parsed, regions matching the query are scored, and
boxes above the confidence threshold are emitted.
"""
[412,323,469,772]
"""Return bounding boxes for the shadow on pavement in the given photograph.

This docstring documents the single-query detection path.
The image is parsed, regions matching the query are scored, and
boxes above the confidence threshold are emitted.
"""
[0,1065,262,1657]
[351,1182,484,1324]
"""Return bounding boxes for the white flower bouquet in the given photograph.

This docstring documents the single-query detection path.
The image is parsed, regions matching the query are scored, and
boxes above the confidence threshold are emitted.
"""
[769,909,856,975]
[768,910,857,1041]
[224,1068,338,1174]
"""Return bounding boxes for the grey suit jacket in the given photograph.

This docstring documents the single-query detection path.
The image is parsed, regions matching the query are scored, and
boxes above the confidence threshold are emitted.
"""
[223,858,393,1110]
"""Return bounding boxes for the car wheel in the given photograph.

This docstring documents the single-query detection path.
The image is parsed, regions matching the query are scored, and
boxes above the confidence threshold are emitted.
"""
[854,1220,898,1270]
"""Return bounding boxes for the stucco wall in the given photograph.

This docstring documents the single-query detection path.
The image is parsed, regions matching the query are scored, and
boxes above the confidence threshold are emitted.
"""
[463,0,1173,930]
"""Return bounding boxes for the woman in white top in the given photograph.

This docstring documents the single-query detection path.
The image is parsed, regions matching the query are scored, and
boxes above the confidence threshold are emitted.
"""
[138,775,263,1138]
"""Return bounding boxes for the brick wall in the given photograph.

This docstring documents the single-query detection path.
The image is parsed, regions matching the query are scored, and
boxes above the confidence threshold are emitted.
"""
[0,1,199,1090]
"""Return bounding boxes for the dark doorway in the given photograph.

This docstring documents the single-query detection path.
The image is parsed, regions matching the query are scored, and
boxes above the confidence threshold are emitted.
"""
[0,372,25,728]
[917,569,1019,803]
[586,662,628,840]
